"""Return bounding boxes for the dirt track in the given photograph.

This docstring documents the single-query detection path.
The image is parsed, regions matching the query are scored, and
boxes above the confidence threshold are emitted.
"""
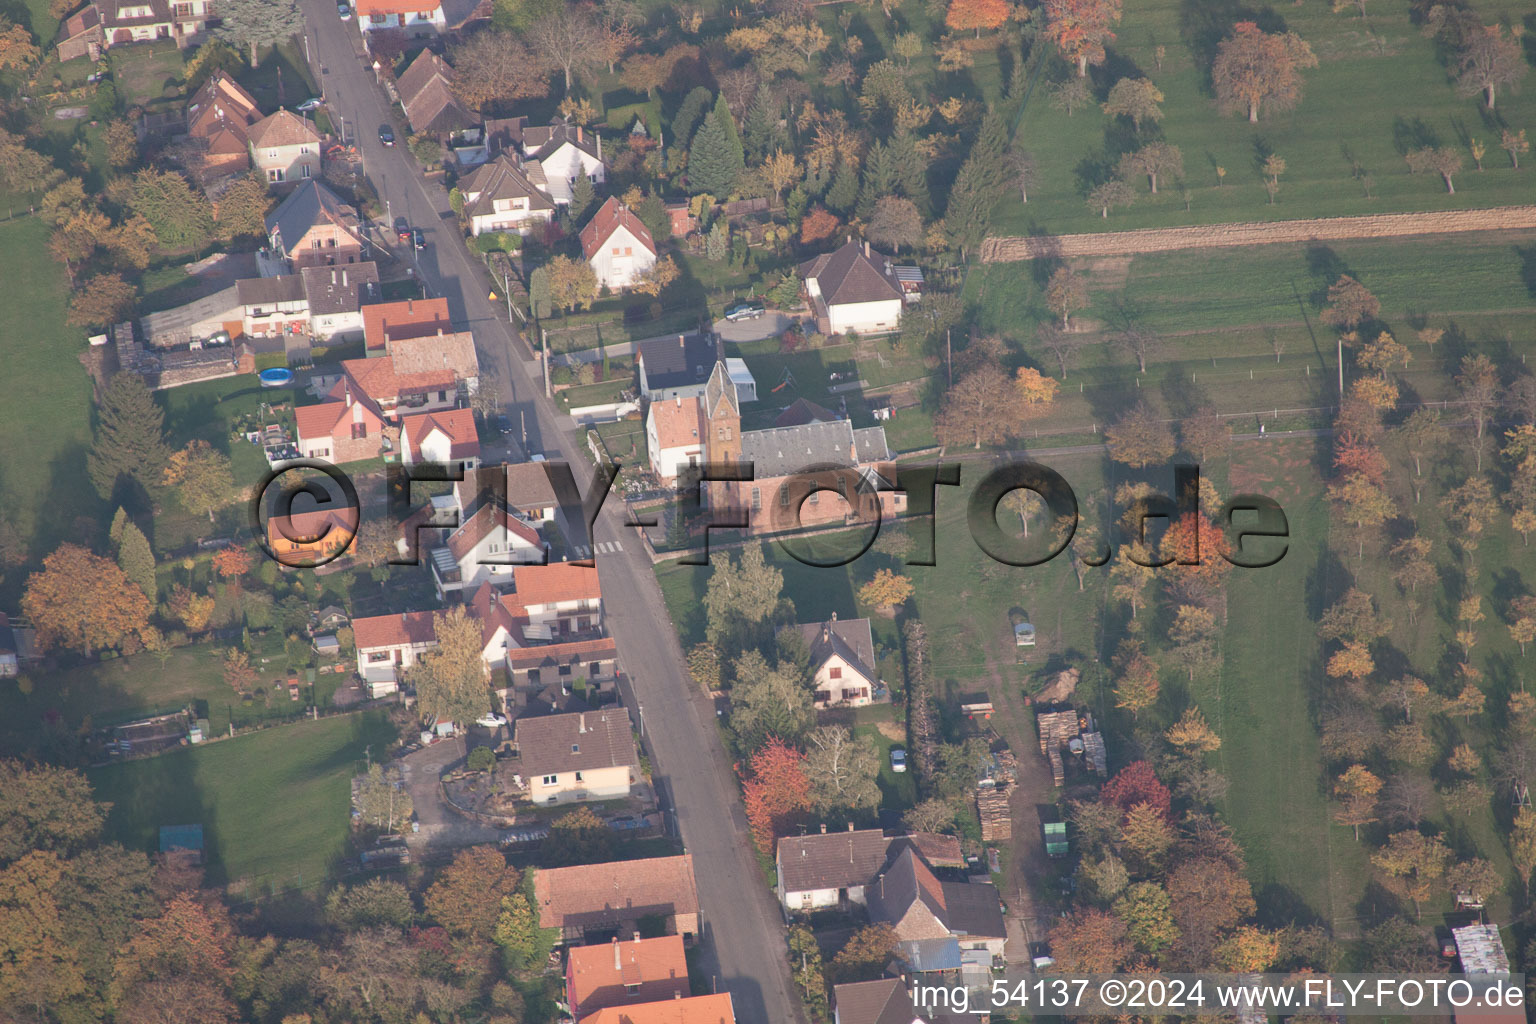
[980,205,1536,262]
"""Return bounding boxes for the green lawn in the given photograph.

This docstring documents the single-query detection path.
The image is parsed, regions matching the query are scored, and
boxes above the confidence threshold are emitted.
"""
[0,217,99,590]
[108,40,186,112]
[996,0,1536,237]
[88,710,396,891]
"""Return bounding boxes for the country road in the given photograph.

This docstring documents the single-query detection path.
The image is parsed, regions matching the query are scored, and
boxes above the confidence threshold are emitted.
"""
[294,11,805,1023]
[981,204,1536,262]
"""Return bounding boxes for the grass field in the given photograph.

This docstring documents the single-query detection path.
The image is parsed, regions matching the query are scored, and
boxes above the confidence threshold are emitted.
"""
[996,0,1536,237]
[88,710,396,891]
[0,217,100,591]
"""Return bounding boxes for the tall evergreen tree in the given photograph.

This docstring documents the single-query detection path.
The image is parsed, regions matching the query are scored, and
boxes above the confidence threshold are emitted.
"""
[570,166,596,221]
[826,162,859,215]
[888,130,932,215]
[689,115,741,198]
[945,151,1005,261]
[743,83,786,163]
[109,506,129,548]
[857,142,897,220]
[87,373,168,500]
[712,93,745,181]
[115,517,156,602]
[671,86,714,153]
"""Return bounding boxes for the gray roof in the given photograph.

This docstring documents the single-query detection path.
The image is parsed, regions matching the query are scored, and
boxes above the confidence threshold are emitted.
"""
[461,155,554,219]
[301,262,381,315]
[869,848,1005,941]
[797,616,878,685]
[776,828,888,894]
[265,180,363,253]
[896,937,964,973]
[513,708,637,775]
[737,420,889,480]
[704,359,738,420]
[799,239,904,307]
[396,50,473,135]
[638,334,719,392]
[237,275,306,307]
[522,120,601,162]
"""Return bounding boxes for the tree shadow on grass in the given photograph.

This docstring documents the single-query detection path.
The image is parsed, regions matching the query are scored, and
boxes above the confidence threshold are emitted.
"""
[1177,0,1286,90]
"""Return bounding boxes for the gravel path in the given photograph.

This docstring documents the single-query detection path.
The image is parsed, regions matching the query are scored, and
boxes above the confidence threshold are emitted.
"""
[981,205,1536,262]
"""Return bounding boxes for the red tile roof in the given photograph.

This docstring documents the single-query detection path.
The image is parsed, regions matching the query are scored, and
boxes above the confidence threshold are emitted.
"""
[445,502,542,561]
[579,993,735,1024]
[353,0,439,16]
[340,357,456,404]
[580,197,656,261]
[567,935,689,1019]
[361,297,452,352]
[352,610,438,650]
[401,408,480,463]
[512,563,601,608]
[648,396,705,453]
[294,401,348,442]
[504,636,616,668]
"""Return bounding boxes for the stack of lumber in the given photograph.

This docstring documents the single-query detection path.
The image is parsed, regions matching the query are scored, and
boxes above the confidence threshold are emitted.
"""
[977,787,1012,841]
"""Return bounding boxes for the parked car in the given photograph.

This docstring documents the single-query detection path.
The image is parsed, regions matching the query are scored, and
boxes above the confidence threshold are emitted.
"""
[411,228,426,251]
[378,124,395,146]
[493,414,513,436]
[724,299,765,322]
[475,712,508,728]
[337,2,351,17]
[890,748,907,773]
[394,216,410,242]
[297,97,323,112]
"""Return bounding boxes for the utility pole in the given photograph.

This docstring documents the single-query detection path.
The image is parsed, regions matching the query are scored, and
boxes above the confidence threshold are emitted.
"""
[946,328,953,387]
[542,327,551,397]
[1337,334,1344,400]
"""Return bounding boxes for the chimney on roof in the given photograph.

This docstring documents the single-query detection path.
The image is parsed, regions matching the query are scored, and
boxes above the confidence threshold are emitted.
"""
[831,611,837,622]
[864,240,870,258]
[579,713,587,734]
[848,822,854,832]
[820,823,827,834]
[614,938,621,970]
[634,931,641,943]
[407,298,413,312]
[678,334,685,348]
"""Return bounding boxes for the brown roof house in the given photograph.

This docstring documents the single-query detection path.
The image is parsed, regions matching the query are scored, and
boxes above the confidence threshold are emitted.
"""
[93,0,210,51]
[513,707,637,805]
[301,262,381,343]
[867,848,1006,961]
[581,994,736,1024]
[55,5,103,61]
[266,180,370,269]
[396,49,473,136]
[831,978,937,1024]
[797,614,882,709]
[776,827,889,914]
[459,155,554,237]
[565,934,689,1020]
[184,73,261,177]
[249,109,322,187]
[799,239,905,336]
[533,854,699,943]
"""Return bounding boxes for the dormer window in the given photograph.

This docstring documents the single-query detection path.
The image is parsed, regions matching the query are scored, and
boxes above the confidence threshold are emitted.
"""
[570,743,579,753]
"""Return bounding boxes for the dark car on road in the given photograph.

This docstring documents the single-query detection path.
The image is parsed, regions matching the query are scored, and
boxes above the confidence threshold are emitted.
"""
[492,414,513,436]
[411,228,426,251]
[378,124,395,146]
[724,299,765,322]
[393,216,410,242]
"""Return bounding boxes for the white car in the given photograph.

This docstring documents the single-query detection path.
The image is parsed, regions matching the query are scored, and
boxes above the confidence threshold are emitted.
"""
[297,97,323,112]
[890,748,907,773]
[476,712,508,728]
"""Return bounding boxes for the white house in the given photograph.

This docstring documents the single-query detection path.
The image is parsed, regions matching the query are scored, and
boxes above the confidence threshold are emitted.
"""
[355,0,445,36]
[519,121,605,205]
[352,610,438,697]
[430,503,544,599]
[458,155,555,236]
[800,239,905,336]
[580,197,656,291]
[247,110,322,187]
[645,395,705,484]
[301,262,381,344]
[797,614,881,708]
[236,276,309,339]
[400,408,480,470]
[507,563,603,636]
[776,828,889,913]
[513,708,637,805]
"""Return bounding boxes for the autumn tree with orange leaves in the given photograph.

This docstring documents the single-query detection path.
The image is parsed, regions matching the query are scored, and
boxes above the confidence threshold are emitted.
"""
[211,546,252,579]
[1041,0,1122,77]
[741,737,811,854]
[1212,22,1318,122]
[22,544,152,656]
[945,0,1009,37]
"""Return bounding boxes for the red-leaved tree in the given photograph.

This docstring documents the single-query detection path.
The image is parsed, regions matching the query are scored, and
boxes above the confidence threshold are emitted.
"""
[1100,761,1171,821]
[741,737,811,854]
[1041,0,1123,77]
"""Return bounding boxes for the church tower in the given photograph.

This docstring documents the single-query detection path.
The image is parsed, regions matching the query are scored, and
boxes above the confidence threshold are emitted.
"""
[703,359,741,465]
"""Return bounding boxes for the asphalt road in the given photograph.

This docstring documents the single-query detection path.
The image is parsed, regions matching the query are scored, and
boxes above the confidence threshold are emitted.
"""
[296,12,804,1023]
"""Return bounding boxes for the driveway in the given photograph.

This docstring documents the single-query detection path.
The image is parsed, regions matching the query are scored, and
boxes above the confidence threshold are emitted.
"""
[399,736,502,853]
[713,311,794,343]
[297,11,805,1022]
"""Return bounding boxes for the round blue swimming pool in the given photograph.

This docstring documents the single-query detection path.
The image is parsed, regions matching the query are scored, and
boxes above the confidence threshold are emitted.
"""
[258,368,295,387]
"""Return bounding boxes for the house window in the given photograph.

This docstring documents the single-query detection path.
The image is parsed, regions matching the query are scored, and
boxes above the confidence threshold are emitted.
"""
[611,247,619,255]
[367,651,391,662]
[574,771,584,782]
[815,690,831,704]
[751,488,761,510]
[779,487,789,507]
[830,666,842,680]
[351,423,367,440]
[623,247,632,256]
[588,661,601,677]
[570,743,580,753]
[808,491,819,505]
[369,12,385,21]
[625,982,641,994]
[302,165,311,178]
[541,775,557,785]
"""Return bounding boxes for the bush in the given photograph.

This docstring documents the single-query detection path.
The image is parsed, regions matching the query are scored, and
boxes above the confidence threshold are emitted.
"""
[468,746,495,773]
[473,231,521,254]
